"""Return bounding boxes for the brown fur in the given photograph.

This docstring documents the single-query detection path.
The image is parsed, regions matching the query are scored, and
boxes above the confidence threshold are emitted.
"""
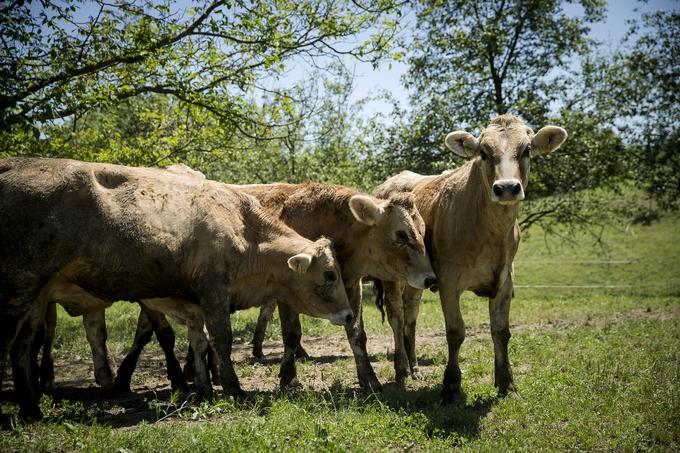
[374,115,567,402]
[0,157,351,418]
[235,181,434,390]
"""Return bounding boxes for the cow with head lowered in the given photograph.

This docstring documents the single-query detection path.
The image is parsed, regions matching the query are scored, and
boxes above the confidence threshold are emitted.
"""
[373,115,567,403]
[235,182,436,390]
[0,157,351,419]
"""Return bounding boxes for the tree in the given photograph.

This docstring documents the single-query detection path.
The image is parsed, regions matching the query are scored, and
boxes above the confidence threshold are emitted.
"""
[381,0,606,175]
[610,10,680,210]
[0,0,401,139]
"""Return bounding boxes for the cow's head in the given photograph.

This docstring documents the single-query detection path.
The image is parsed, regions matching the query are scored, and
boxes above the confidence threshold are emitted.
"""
[284,237,352,325]
[445,115,567,204]
[349,193,436,289]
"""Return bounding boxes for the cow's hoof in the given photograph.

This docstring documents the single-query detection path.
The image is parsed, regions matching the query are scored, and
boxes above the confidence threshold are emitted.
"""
[224,387,246,400]
[279,371,297,389]
[359,376,383,393]
[410,370,422,381]
[100,384,118,398]
[498,383,519,398]
[112,378,133,395]
[18,405,43,422]
[183,364,195,383]
[252,348,265,361]
[441,389,466,408]
[0,412,16,429]
[280,378,302,390]
[295,346,310,361]
[171,381,191,395]
[194,387,214,401]
[40,380,55,394]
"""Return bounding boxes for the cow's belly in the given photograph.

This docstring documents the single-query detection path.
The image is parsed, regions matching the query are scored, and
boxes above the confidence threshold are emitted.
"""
[461,264,498,297]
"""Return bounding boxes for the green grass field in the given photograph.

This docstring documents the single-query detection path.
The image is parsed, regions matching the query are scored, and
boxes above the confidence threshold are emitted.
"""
[1,212,679,452]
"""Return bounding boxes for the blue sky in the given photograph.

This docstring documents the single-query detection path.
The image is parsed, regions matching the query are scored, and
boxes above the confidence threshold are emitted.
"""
[342,0,679,117]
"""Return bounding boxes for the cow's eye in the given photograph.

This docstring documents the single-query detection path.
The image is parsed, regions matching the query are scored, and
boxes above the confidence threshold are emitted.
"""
[396,230,409,243]
[521,145,531,158]
[324,271,336,282]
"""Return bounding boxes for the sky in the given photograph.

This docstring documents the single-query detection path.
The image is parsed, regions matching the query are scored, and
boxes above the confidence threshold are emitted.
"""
[28,0,679,121]
[340,0,679,117]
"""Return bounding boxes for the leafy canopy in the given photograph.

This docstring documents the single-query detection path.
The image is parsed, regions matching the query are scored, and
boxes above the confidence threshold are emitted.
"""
[0,0,401,137]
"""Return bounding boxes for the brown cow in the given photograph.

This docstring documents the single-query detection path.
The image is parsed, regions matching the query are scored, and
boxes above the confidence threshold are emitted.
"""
[235,183,436,390]
[0,157,351,419]
[373,115,567,404]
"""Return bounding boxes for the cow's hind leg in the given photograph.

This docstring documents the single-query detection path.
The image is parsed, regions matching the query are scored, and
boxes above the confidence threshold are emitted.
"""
[143,307,189,393]
[114,307,154,393]
[251,300,275,360]
[198,280,243,398]
[187,321,212,399]
[403,285,423,379]
[39,302,57,392]
[83,309,114,392]
[10,298,48,420]
[489,276,516,395]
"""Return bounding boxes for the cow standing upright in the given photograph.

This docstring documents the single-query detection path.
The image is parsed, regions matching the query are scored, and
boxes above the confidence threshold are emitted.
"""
[374,115,567,403]
[0,158,352,419]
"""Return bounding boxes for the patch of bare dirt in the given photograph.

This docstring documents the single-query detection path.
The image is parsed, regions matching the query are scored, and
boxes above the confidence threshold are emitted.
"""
[2,305,676,430]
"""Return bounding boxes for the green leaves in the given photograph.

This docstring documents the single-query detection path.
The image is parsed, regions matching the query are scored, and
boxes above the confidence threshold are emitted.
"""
[1,0,401,132]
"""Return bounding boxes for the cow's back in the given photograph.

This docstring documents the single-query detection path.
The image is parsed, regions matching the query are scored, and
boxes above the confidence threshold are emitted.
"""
[238,182,359,243]
[0,158,249,302]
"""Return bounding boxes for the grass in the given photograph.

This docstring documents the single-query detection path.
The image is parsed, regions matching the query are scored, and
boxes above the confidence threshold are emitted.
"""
[1,210,679,451]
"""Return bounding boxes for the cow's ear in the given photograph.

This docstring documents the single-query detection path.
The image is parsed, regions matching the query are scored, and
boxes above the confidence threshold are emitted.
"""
[349,195,384,226]
[445,131,479,157]
[531,126,567,156]
[288,253,313,274]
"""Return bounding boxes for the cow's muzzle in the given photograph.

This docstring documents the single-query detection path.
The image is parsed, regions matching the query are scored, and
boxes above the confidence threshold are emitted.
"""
[407,273,437,290]
[329,308,354,326]
[491,179,525,204]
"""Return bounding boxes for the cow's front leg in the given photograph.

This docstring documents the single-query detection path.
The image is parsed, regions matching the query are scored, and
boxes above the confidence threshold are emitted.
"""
[344,279,381,392]
[439,275,465,406]
[199,282,243,398]
[10,298,47,420]
[489,275,516,395]
[403,285,423,379]
[83,309,114,392]
[39,302,57,392]
[278,303,302,388]
[384,280,409,385]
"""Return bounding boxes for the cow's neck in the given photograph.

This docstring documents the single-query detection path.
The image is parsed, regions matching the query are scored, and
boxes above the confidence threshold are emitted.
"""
[465,158,519,238]
[333,224,374,281]
[252,233,311,283]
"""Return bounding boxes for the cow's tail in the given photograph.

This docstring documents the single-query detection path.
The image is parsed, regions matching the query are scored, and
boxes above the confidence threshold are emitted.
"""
[372,279,386,323]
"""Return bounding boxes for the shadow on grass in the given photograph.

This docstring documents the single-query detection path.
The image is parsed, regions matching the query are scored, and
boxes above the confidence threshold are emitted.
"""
[2,377,501,438]
[379,384,500,439]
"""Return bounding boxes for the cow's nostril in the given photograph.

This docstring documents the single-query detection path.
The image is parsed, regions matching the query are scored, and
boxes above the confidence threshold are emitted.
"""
[345,313,353,324]
[424,277,437,288]
[492,184,504,197]
[512,183,522,196]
